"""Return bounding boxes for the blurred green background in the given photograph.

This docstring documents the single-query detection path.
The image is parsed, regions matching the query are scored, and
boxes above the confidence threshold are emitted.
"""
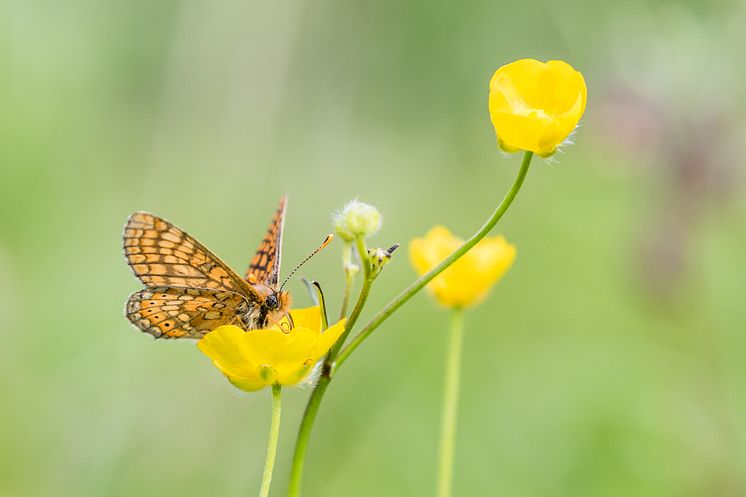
[1,0,745,496]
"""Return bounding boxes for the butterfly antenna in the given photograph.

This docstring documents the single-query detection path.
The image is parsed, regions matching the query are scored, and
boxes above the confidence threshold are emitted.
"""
[279,234,334,292]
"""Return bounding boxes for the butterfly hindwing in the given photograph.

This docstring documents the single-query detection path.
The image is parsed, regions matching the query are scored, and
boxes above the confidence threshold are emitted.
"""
[245,195,287,288]
[126,286,248,338]
[124,211,259,300]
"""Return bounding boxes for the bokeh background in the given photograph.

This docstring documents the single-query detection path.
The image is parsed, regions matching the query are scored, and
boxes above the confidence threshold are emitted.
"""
[1,0,745,496]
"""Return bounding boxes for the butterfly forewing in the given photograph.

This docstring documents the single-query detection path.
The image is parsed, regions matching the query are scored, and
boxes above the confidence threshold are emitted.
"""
[126,287,248,338]
[245,195,286,288]
[124,211,259,300]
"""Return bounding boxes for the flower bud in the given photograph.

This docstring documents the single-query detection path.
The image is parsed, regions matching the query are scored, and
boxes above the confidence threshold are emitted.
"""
[333,200,382,240]
[368,243,399,278]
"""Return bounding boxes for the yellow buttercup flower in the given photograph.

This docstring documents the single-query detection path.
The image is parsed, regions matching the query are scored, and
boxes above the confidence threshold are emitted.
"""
[198,306,346,392]
[409,227,516,309]
[489,58,587,157]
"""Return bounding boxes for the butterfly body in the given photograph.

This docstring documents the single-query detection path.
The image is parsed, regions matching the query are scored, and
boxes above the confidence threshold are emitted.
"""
[123,197,290,338]
[236,280,291,330]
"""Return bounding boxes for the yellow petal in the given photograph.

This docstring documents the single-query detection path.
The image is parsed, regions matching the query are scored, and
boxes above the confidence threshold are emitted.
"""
[197,325,268,391]
[310,319,347,359]
[265,327,319,384]
[242,326,316,375]
[198,325,258,379]
[489,110,553,155]
[227,376,267,392]
[410,226,459,275]
[288,305,322,331]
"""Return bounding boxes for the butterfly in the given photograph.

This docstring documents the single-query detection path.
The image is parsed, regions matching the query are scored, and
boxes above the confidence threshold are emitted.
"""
[123,196,293,339]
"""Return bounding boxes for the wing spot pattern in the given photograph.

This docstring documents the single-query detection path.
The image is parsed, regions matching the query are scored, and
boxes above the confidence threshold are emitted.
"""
[123,211,258,298]
[126,287,249,338]
[123,212,268,338]
[245,196,286,287]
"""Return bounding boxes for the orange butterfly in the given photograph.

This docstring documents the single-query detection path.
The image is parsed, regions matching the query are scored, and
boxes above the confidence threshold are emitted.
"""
[123,197,293,338]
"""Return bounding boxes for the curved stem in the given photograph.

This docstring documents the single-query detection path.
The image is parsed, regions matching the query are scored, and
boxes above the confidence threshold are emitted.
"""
[335,151,533,369]
[285,151,534,496]
[259,384,283,497]
[437,309,464,497]
[287,238,374,497]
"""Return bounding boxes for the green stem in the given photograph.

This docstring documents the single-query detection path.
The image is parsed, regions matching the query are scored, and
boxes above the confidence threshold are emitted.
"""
[287,237,373,497]
[328,236,372,362]
[286,151,534,496]
[286,374,330,497]
[437,309,464,497]
[259,384,282,497]
[336,150,533,369]
[284,275,335,497]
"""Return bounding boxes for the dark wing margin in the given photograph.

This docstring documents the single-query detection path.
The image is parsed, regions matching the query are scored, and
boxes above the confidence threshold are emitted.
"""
[245,195,287,288]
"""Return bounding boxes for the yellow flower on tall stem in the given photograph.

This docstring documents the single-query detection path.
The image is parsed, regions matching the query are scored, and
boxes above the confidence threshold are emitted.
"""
[489,58,587,157]
[285,58,587,497]
[198,306,345,497]
[410,226,516,497]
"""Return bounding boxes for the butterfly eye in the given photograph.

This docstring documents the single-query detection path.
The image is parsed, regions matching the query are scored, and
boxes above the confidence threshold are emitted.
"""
[266,294,279,310]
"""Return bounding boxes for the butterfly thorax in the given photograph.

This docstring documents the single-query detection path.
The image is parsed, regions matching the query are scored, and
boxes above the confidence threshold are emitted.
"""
[239,283,291,330]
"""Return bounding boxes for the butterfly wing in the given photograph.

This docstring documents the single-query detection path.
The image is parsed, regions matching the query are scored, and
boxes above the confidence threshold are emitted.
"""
[245,195,287,288]
[123,211,259,300]
[126,287,248,338]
